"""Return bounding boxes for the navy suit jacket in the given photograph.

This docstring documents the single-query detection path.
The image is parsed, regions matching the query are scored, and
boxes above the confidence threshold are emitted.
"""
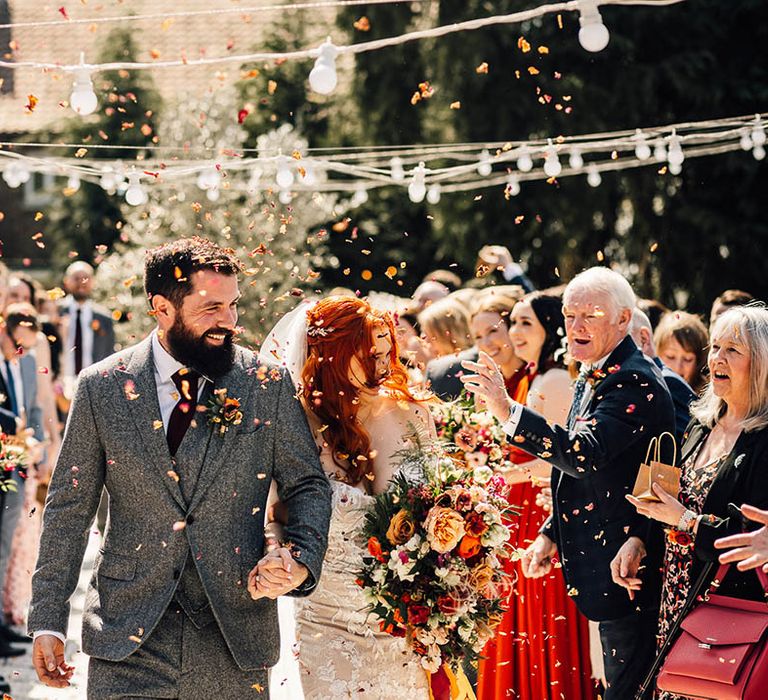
[653,356,696,446]
[0,407,16,434]
[510,335,675,621]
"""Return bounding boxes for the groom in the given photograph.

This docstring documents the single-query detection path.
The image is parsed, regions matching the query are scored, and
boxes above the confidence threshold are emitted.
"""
[28,238,332,698]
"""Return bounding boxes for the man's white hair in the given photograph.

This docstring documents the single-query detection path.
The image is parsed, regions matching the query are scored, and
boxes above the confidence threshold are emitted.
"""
[564,267,636,318]
[630,307,652,336]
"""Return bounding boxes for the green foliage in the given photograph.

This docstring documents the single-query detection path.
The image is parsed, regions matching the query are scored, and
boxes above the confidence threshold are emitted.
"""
[44,27,162,267]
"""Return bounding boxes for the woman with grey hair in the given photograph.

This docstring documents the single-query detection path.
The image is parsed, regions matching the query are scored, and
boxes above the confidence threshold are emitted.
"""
[625,305,768,698]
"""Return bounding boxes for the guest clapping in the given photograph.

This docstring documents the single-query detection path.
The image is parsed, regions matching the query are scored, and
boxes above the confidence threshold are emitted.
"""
[626,306,768,663]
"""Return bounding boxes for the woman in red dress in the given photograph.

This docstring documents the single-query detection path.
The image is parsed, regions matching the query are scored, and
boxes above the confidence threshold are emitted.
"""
[475,292,595,700]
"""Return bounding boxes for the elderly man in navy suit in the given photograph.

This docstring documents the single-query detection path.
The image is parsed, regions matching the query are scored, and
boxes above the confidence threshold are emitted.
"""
[462,267,674,699]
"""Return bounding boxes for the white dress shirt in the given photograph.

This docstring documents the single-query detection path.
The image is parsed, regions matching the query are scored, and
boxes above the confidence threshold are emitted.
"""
[35,331,208,643]
[63,298,94,379]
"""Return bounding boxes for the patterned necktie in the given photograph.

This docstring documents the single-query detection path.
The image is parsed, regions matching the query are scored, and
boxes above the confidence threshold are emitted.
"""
[3,360,18,416]
[567,365,590,431]
[167,369,200,456]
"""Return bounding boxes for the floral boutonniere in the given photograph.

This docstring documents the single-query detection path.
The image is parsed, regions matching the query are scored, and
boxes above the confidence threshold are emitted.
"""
[208,388,243,435]
[585,363,621,386]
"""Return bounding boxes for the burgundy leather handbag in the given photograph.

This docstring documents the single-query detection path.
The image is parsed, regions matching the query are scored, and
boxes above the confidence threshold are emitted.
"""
[657,563,768,700]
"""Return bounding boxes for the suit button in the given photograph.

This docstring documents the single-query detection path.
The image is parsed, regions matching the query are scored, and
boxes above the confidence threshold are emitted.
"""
[186,514,195,525]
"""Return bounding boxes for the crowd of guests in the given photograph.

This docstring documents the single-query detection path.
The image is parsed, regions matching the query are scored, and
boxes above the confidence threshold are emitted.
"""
[1,242,766,699]
[0,260,114,694]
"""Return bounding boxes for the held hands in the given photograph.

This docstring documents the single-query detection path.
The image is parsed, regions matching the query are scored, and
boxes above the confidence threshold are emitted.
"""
[522,534,557,578]
[610,536,647,600]
[32,634,74,688]
[247,547,309,601]
[626,482,686,527]
[460,352,515,424]
[715,504,768,572]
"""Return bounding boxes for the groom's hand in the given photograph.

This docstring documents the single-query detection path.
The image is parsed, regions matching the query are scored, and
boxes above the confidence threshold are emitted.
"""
[33,634,75,687]
[247,547,309,600]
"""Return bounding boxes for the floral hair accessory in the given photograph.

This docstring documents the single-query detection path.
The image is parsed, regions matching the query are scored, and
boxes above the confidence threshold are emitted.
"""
[208,388,243,435]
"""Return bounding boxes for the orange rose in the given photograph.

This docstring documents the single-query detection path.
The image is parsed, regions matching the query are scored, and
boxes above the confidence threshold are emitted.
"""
[386,509,416,546]
[424,506,466,553]
[468,562,495,592]
[457,534,482,560]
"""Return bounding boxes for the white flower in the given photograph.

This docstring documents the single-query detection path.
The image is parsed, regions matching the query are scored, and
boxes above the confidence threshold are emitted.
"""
[466,452,488,469]
[481,523,510,548]
[473,465,494,484]
[404,534,423,552]
[421,655,442,674]
[457,621,474,642]
[371,567,387,584]
[434,566,461,587]
[387,550,417,582]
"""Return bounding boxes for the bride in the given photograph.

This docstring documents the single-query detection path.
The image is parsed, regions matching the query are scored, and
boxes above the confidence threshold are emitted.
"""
[254,295,438,699]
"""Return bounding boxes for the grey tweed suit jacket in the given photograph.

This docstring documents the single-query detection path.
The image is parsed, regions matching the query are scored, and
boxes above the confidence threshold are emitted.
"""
[28,336,331,670]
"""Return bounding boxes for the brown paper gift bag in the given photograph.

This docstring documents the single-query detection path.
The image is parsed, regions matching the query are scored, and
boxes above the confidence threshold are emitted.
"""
[632,432,680,502]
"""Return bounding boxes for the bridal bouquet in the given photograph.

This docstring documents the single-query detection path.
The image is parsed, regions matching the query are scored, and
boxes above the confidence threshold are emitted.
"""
[357,441,513,678]
[431,391,518,471]
[0,432,27,493]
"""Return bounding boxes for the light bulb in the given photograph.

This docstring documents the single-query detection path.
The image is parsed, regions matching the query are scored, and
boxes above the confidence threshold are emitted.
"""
[751,116,766,147]
[247,166,263,192]
[740,131,753,151]
[124,173,147,206]
[753,145,766,161]
[426,184,441,204]
[70,61,98,116]
[197,166,221,191]
[516,147,533,173]
[668,161,682,176]
[278,190,293,205]
[275,156,294,189]
[301,160,317,186]
[66,175,81,192]
[543,141,562,178]
[505,175,521,197]
[578,2,610,53]
[634,129,651,160]
[408,162,427,203]
[351,186,369,207]
[206,187,220,202]
[390,156,405,182]
[587,165,601,188]
[569,149,584,170]
[2,163,23,188]
[653,139,667,162]
[100,167,117,193]
[667,130,685,167]
[477,149,493,177]
[308,39,338,95]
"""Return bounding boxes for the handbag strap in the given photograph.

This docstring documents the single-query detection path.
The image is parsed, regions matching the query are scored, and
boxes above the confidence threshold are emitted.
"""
[657,431,678,466]
[643,436,659,465]
[703,562,768,602]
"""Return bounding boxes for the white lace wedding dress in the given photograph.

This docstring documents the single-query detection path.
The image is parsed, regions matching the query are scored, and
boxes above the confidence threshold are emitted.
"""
[292,479,430,699]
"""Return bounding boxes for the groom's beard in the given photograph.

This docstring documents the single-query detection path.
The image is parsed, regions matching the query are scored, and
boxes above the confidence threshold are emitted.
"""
[166,316,235,378]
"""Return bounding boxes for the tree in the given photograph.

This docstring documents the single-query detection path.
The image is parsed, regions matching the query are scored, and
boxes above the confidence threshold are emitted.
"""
[94,87,339,347]
[44,27,162,266]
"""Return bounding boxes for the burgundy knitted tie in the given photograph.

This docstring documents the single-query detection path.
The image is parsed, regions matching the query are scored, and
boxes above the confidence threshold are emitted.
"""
[167,369,200,456]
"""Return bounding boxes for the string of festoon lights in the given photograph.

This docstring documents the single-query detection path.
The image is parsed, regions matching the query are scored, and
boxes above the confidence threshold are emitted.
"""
[0,112,763,206]
[0,0,684,115]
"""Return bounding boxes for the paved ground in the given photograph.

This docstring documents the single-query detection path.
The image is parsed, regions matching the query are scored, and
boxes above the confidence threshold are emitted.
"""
[3,530,99,700]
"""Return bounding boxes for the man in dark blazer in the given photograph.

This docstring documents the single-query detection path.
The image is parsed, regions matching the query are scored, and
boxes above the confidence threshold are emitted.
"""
[30,238,332,698]
[462,267,675,700]
[630,307,697,445]
[425,346,478,400]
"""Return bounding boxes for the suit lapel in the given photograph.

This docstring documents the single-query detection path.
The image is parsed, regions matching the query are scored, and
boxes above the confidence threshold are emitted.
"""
[114,337,186,510]
[187,349,253,513]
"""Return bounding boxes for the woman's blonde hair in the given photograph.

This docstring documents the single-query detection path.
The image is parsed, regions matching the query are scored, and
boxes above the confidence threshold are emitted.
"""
[417,295,472,356]
[690,305,768,432]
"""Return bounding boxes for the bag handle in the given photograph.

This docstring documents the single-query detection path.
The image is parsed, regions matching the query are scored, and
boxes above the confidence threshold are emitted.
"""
[643,436,659,465]
[656,431,678,466]
[704,562,768,602]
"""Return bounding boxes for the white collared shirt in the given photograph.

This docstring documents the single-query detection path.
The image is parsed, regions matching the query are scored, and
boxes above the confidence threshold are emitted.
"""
[151,331,209,432]
[63,298,94,378]
[501,344,620,438]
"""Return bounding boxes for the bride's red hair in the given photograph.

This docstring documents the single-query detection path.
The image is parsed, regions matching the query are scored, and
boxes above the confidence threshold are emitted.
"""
[301,295,418,489]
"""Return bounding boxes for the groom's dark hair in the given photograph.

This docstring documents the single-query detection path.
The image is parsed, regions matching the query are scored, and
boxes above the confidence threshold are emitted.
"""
[144,237,242,309]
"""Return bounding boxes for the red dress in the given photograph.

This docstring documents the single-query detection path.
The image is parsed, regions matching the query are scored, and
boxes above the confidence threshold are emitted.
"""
[477,370,595,700]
